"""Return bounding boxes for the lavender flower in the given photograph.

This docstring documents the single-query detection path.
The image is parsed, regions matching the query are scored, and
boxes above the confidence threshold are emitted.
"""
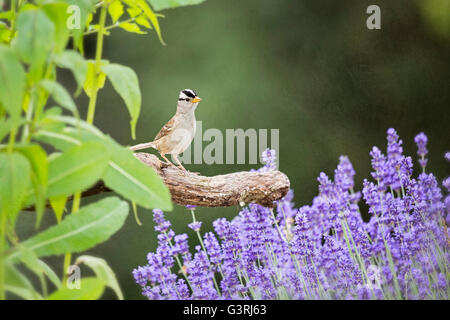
[260,148,277,171]
[334,155,356,191]
[369,146,388,185]
[443,177,450,193]
[188,221,202,232]
[387,128,403,160]
[133,266,150,287]
[414,132,428,168]
[133,130,449,300]
[445,152,450,162]
[173,234,189,256]
[152,209,171,233]
[187,248,219,299]
[203,232,222,265]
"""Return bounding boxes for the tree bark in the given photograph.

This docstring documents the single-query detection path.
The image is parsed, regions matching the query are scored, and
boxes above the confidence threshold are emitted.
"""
[132,153,290,208]
[27,152,291,210]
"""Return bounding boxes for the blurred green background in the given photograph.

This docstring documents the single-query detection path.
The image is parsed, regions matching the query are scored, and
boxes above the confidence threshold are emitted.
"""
[16,0,450,299]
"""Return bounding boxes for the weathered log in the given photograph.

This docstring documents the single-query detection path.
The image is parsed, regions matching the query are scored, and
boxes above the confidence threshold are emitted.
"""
[27,152,290,209]
[132,153,290,207]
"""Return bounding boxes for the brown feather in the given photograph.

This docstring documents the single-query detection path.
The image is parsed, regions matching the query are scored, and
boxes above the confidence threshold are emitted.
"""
[154,115,176,141]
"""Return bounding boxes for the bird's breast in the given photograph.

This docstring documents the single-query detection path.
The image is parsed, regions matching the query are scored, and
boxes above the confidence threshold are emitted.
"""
[167,113,196,154]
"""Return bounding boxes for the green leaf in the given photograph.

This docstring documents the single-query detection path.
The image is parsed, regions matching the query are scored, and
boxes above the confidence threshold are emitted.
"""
[0,10,14,21]
[0,152,31,223]
[127,7,142,17]
[147,0,207,11]
[37,260,62,289]
[53,50,88,96]
[48,277,104,300]
[15,144,48,228]
[14,9,55,81]
[123,0,165,44]
[34,128,82,152]
[75,255,123,300]
[83,61,106,98]
[49,195,67,223]
[5,262,43,300]
[0,45,26,122]
[103,146,172,210]
[119,21,146,34]
[19,246,62,289]
[8,197,129,261]
[0,118,22,142]
[0,22,13,44]
[38,106,65,131]
[47,141,110,197]
[108,0,124,23]
[39,80,79,117]
[103,63,141,140]
[42,1,70,53]
[135,15,151,29]
[33,117,172,211]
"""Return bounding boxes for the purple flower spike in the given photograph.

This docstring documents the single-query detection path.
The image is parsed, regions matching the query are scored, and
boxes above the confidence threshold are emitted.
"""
[414,132,428,157]
[134,132,449,300]
[186,205,197,210]
[133,266,149,287]
[414,132,428,168]
[203,232,222,265]
[387,128,403,160]
[445,152,450,162]
[188,221,202,232]
[335,156,356,191]
[152,209,171,233]
[173,234,189,256]
[152,209,165,224]
[261,148,277,171]
[443,177,450,192]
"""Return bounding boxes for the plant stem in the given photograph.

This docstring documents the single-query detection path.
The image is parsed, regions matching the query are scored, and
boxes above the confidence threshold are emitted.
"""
[62,2,106,288]
[189,209,221,295]
[21,93,35,144]
[62,192,81,287]
[7,127,17,153]
[86,4,107,125]
[39,273,48,298]
[163,231,194,292]
[10,0,17,31]
[83,17,137,36]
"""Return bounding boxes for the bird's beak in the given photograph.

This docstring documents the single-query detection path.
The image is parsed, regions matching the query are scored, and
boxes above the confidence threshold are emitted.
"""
[192,97,202,103]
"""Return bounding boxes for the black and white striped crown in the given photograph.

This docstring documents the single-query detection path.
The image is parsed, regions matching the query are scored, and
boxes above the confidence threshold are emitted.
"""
[179,89,197,100]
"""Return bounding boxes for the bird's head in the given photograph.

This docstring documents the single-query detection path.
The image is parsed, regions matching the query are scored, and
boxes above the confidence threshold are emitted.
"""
[177,89,201,113]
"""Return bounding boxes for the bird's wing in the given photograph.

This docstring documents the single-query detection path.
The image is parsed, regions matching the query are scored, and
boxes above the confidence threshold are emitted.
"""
[154,115,176,141]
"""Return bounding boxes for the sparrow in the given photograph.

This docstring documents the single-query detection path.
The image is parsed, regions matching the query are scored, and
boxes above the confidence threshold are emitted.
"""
[130,89,201,171]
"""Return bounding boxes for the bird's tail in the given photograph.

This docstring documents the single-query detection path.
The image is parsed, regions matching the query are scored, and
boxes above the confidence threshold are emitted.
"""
[130,141,156,151]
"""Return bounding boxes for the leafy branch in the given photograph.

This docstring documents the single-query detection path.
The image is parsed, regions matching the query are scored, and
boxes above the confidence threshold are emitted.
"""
[0,0,208,300]
[86,3,107,124]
